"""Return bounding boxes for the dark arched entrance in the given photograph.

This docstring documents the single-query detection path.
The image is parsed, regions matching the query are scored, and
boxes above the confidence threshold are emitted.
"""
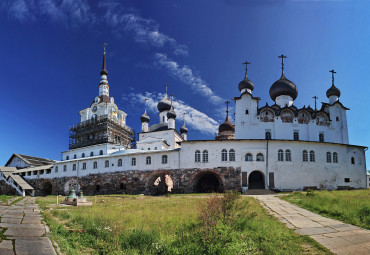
[194,172,223,193]
[248,171,265,189]
[42,181,53,196]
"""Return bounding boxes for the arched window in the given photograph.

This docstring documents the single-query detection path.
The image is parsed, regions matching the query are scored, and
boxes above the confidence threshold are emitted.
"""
[66,156,69,160]
[118,159,122,167]
[93,162,97,169]
[265,131,271,140]
[73,164,76,171]
[245,153,253,161]
[310,151,315,162]
[351,157,355,165]
[222,149,228,161]
[132,158,136,166]
[195,150,201,162]
[55,166,58,173]
[90,152,94,157]
[333,152,338,163]
[162,155,168,164]
[105,160,109,168]
[99,150,103,155]
[146,156,151,165]
[278,149,284,161]
[82,153,85,158]
[326,152,332,163]
[202,150,208,163]
[74,154,77,159]
[63,165,67,172]
[302,150,308,162]
[256,153,264,161]
[229,149,235,161]
[82,163,86,170]
[319,133,324,142]
[285,150,291,161]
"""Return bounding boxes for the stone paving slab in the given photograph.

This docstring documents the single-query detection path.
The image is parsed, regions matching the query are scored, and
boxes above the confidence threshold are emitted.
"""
[15,237,57,255]
[0,197,57,255]
[251,195,370,255]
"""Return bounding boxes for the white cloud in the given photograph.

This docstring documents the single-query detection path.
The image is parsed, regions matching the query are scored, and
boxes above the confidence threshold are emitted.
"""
[99,1,188,56]
[123,92,219,135]
[154,53,224,104]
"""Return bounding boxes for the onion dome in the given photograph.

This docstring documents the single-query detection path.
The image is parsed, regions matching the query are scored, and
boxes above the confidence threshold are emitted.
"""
[238,61,254,92]
[157,95,172,112]
[219,117,235,133]
[326,70,340,98]
[269,74,298,101]
[180,123,188,134]
[326,85,341,98]
[167,106,177,119]
[140,112,150,123]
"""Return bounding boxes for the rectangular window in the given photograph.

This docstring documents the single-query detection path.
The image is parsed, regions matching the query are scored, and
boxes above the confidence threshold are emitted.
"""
[55,166,58,173]
[344,178,350,183]
[336,116,339,121]
[245,109,249,114]
[132,158,136,166]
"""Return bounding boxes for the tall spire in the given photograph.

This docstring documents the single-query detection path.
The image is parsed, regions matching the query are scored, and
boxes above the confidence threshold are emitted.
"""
[278,54,287,77]
[100,43,108,76]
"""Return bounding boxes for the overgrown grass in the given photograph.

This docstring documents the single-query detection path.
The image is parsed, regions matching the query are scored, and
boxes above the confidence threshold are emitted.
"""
[282,189,370,230]
[0,195,16,203]
[37,194,331,255]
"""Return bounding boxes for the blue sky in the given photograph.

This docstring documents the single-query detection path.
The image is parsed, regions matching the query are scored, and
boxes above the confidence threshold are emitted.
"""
[0,0,369,166]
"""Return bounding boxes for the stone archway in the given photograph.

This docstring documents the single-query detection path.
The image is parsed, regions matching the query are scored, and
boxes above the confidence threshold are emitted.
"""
[42,181,53,196]
[145,172,174,195]
[248,171,265,189]
[192,171,224,193]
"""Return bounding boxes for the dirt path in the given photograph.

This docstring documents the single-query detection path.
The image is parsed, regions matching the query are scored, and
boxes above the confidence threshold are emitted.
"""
[251,195,370,255]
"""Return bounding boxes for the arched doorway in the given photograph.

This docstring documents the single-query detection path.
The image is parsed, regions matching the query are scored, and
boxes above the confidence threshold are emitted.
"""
[193,171,224,193]
[248,171,265,189]
[42,181,53,196]
[145,173,174,195]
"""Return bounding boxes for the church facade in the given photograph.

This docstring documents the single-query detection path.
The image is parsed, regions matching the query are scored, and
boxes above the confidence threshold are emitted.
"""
[12,52,367,196]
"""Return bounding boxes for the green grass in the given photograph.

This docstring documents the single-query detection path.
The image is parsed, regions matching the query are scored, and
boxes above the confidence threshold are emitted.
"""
[0,195,17,203]
[37,194,332,255]
[282,189,370,230]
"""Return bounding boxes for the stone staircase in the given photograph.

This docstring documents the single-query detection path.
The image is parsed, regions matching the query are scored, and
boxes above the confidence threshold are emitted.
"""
[244,189,276,195]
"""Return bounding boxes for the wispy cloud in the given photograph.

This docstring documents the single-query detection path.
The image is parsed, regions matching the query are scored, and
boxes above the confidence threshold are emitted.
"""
[0,0,95,28]
[122,92,219,135]
[154,53,224,104]
[99,1,188,56]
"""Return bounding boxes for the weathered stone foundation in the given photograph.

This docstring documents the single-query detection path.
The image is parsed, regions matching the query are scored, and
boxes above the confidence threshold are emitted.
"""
[27,167,241,196]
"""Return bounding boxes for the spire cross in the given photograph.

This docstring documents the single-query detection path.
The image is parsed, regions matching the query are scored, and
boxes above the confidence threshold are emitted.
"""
[164,84,168,96]
[144,98,148,112]
[103,43,108,54]
[182,113,186,125]
[225,101,230,117]
[312,96,318,110]
[243,61,251,76]
[278,54,287,75]
[170,94,174,106]
[329,69,336,86]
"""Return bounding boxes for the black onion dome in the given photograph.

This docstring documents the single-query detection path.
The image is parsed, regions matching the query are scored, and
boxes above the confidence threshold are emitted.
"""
[180,124,188,134]
[167,107,177,119]
[238,75,254,92]
[269,74,298,101]
[157,96,172,112]
[140,112,150,123]
[219,117,235,133]
[326,85,341,98]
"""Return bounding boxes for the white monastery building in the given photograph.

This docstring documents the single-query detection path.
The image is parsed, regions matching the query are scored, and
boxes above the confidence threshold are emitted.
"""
[2,51,368,196]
